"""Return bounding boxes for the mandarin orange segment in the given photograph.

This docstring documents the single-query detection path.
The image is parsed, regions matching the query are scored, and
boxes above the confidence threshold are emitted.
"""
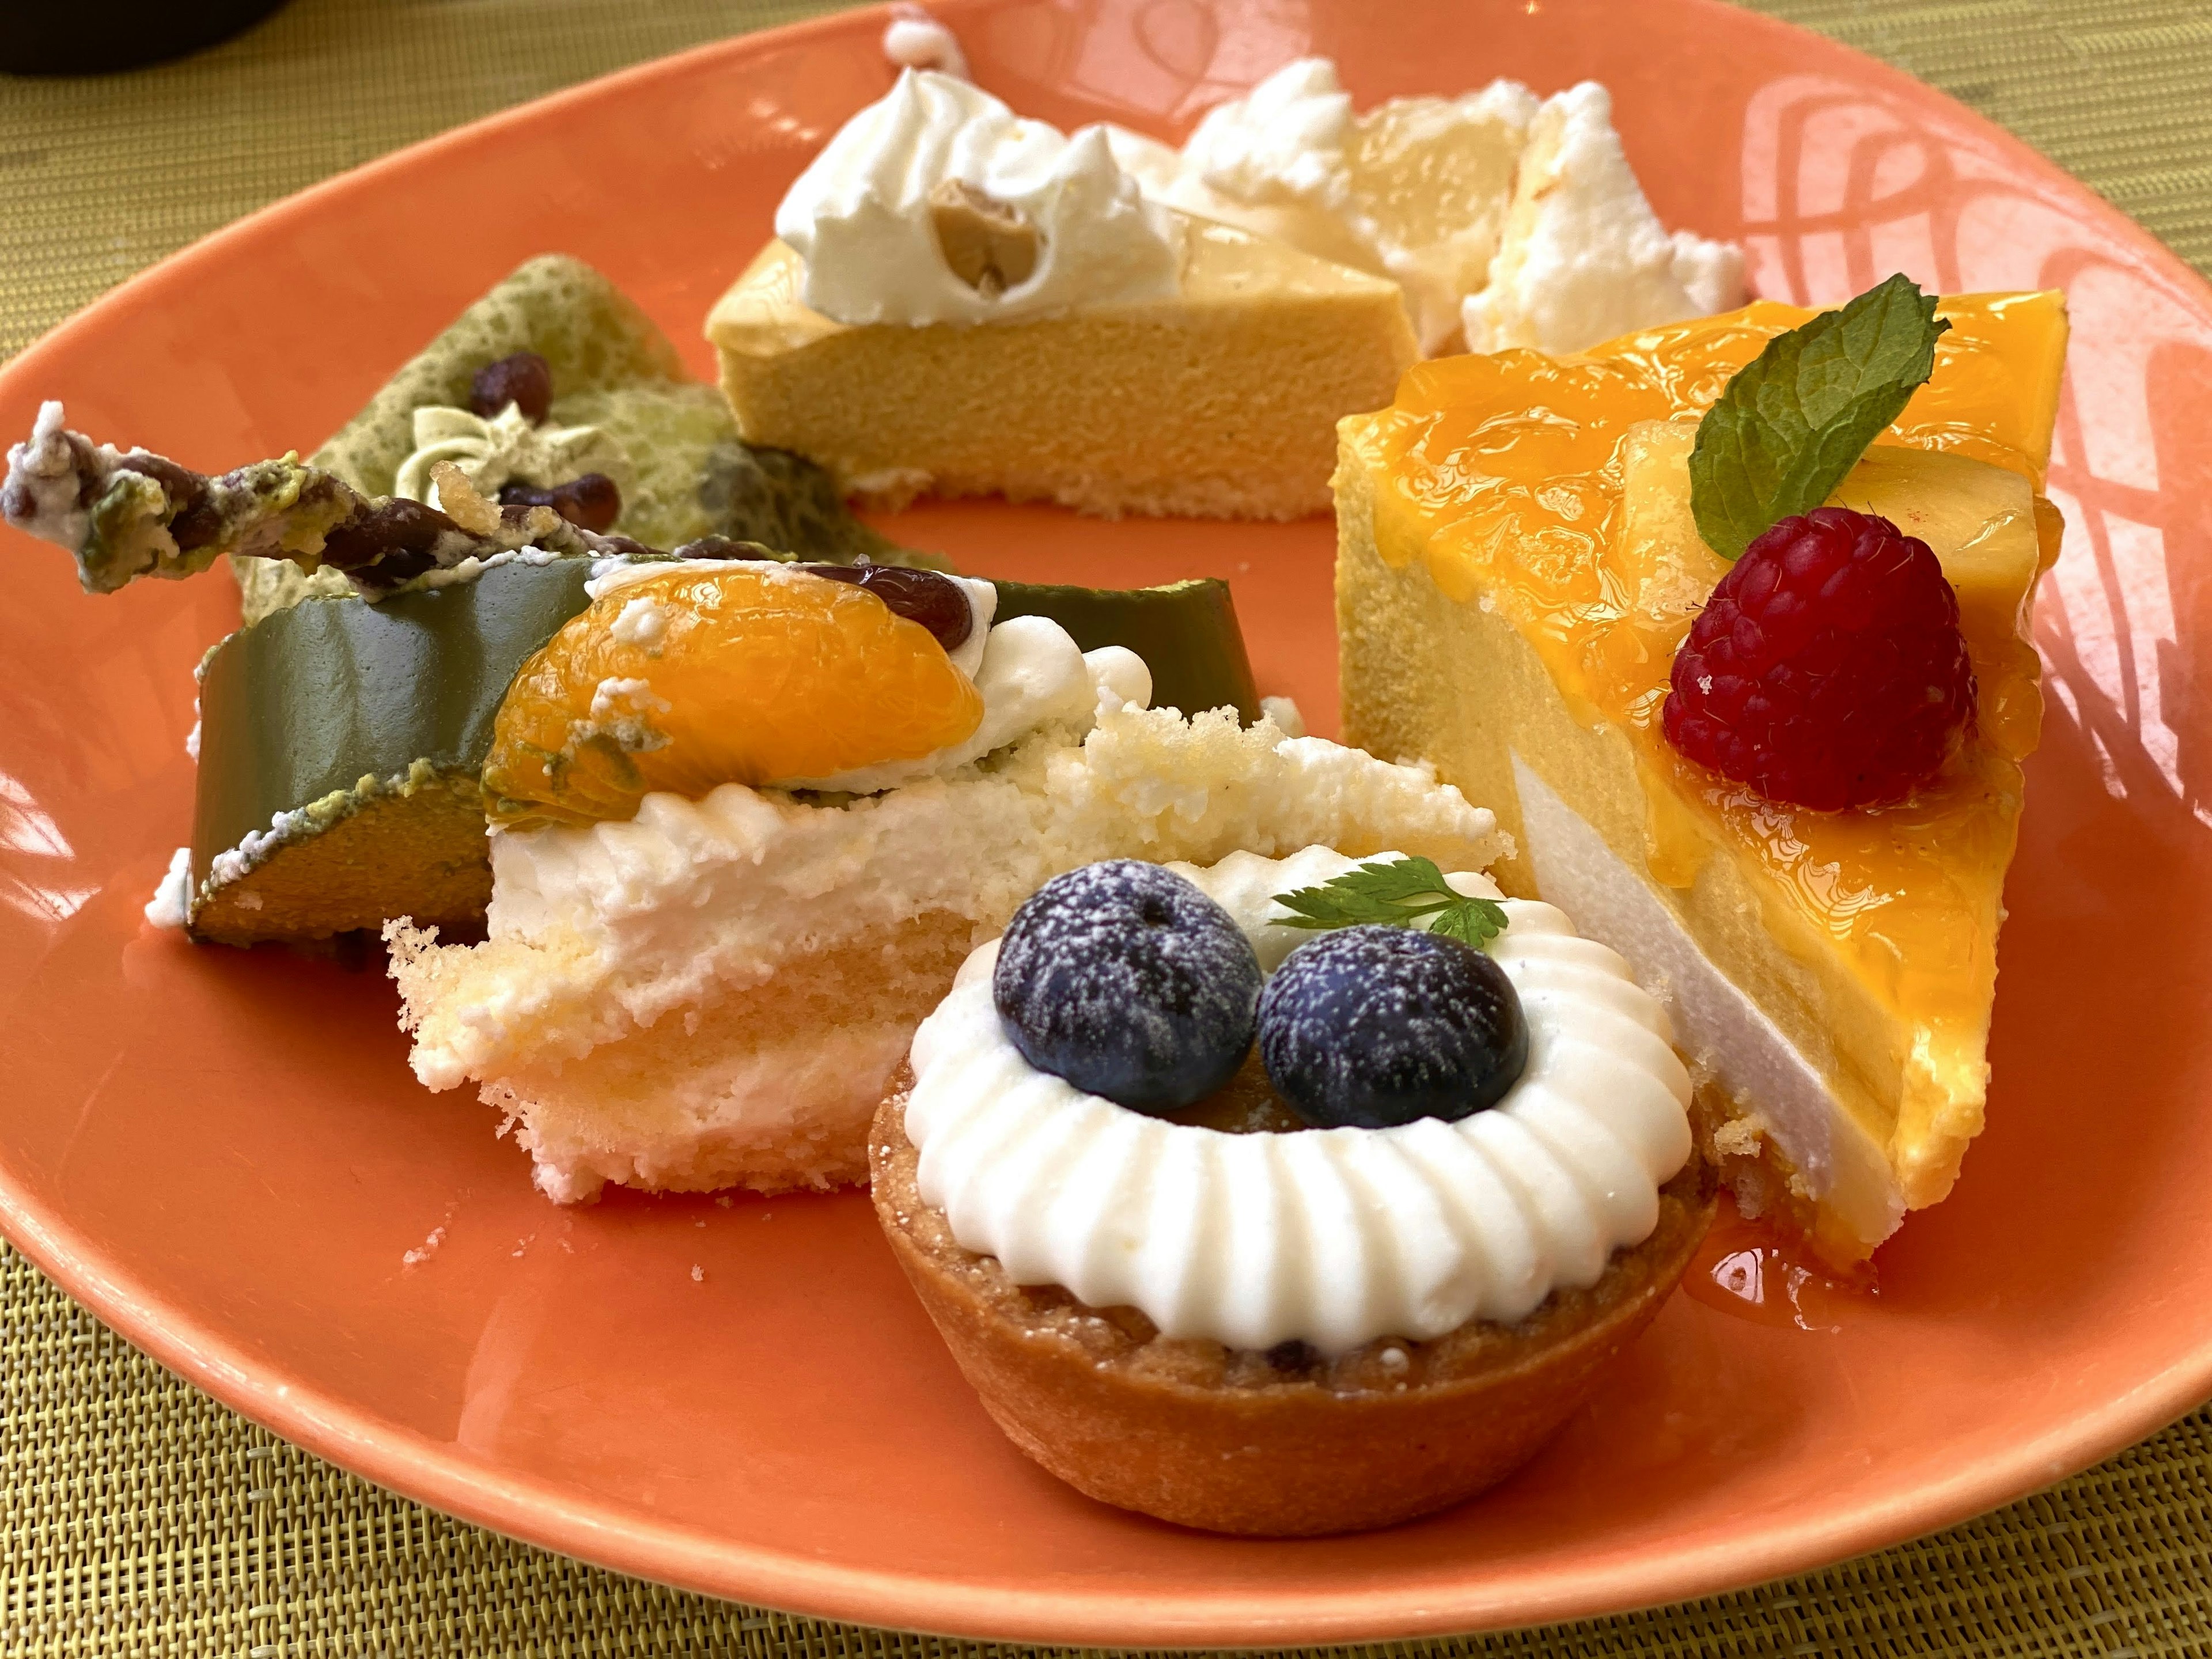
[483,565,984,829]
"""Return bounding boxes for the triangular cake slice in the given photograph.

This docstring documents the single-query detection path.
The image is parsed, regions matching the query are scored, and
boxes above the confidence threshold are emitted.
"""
[708,219,1418,521]
[1335,293,2067,1258]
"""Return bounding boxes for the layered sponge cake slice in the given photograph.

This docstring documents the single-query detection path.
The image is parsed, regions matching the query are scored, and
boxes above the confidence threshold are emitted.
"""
[391,561,1502,1203]
[1335,293,2068,1258]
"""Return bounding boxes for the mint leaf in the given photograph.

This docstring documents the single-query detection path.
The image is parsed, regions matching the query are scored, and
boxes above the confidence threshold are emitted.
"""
[1272,856,1508,949]
[1688,273,1950,560]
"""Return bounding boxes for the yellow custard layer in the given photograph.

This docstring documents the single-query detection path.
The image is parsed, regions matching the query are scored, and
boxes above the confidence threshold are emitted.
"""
[1344,293,2067,1215]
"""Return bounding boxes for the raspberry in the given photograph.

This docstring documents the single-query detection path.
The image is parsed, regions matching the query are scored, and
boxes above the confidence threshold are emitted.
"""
[1661,507,1975,811]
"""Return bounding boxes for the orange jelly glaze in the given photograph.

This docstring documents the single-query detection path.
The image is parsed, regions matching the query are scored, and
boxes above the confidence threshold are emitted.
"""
[1363,293,2068,1041]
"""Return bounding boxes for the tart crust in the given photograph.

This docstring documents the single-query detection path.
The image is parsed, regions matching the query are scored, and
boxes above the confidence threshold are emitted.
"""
[869,1078,1717,1536]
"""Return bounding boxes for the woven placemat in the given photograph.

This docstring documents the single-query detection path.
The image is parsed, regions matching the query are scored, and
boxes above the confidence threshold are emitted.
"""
[6,1,2212,1653]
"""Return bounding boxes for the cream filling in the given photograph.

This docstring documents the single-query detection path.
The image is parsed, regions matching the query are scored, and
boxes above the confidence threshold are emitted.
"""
[392,404,631,511]
[397,713,1505,1093]
[903,846,1692,1355]
[1509,753,1904,1247]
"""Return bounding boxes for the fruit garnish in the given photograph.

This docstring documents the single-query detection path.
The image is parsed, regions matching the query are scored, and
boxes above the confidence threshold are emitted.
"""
[1663,275,1978,810]
[798,562,972,652]
[993,861,1262,1114]
[1270,855,1507,948]
[1662,506,1976,810]
[1257,925,1528,1129]
[497,471,623,532]
[1687,272,1950,560]
[482,563,984,829]
[469,351,555,424]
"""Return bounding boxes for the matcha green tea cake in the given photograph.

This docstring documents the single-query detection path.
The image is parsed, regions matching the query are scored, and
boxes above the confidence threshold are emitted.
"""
[2,251,1265,949]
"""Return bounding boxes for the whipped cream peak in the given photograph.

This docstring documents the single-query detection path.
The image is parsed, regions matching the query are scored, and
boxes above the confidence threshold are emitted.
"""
[1460,81,1746,354]
[904,846,1693,1354]
[775,69,1183,326]
[1181,56,1353,206]
[881,6,967,78]
[1109,58,1742,355]
[392,402,630,510]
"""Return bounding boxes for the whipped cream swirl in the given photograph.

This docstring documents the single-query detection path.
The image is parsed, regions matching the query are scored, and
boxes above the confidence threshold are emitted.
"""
[393,403,630,512]
[774,70,1183,326]
[903,846,1692,1355]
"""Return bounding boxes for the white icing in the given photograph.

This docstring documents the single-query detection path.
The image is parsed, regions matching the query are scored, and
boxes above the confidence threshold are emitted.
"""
[882,6,966,77]
[1181,57,1354,207]
[1460,83,1745,354]
[774,70,1183,326]
[903,846,1692,1354]
[1258,695,1305,738]
[1508,753,1902,1247]
[144,846,192,930]
[609,594,669,649]
[941,575,996,679]
[3,400,97,550]
[394,545,560,594]
[1103,59,1741,357]
[392,403,630,509]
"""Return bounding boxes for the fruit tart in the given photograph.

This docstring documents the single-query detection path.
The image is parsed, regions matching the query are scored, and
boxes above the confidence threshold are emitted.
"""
[387,563,1506,1203]
[873,849,1712,1535]
[1336,275,2069,1258]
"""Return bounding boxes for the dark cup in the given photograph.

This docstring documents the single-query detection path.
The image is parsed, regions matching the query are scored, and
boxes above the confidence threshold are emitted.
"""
[1,0,290,75]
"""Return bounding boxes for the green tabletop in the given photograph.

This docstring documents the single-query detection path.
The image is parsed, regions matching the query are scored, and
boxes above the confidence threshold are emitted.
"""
[6,2,2212,1653]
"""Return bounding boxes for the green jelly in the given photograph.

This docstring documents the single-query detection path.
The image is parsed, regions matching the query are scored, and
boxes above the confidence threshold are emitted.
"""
[993,577,1258,726]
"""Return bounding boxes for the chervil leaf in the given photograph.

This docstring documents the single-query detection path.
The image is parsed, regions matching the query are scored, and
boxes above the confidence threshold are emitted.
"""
[1271,856,1508,949]
[1688,272,1950,560]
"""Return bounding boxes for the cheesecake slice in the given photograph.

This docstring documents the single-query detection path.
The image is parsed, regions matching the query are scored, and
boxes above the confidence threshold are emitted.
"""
[1336,293,2067,1258]
[709,224,1416,520]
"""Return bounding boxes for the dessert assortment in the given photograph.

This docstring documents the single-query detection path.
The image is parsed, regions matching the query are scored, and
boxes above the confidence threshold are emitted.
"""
[0,14,2073,1537]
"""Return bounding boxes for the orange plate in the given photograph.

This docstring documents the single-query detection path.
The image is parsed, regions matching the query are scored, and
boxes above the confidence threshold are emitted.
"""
[0,0,2206,1643]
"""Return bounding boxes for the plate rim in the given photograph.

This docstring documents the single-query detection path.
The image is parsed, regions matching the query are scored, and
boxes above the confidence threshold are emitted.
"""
[3,0,2211,1642]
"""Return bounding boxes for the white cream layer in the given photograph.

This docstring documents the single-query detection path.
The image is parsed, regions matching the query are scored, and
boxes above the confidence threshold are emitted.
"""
[1508,754,1904,1247]
[774,70,1181,326]
[902,845,1692,1355]
[400,713,1505,1093]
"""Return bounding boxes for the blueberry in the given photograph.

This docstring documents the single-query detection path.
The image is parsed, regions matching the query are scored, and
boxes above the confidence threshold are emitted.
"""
[1257,925,1527,1130]
[993,861,1262,1113]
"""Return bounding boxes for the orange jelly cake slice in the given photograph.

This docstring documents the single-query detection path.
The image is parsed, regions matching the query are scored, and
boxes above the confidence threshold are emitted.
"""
[1336,285,2067,1258]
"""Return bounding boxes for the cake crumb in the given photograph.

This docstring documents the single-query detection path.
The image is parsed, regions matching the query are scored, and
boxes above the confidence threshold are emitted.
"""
[690,1264,706,1283]
[402,1226,446,1268]
[1378,1345,1410,1373]
[1260,696,1306,737]
[143,847,192,930]
[714,1195,733,1209]
[1710,1115,1766,1158]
